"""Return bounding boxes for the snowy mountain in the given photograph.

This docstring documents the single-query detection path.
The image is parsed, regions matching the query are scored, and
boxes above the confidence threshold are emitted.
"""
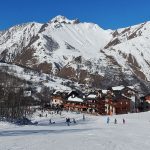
[104,21,150,81]
[0,16,150,92]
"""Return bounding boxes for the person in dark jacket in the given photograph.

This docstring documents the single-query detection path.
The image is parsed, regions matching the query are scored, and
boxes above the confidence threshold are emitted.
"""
[114,118,117,124]
[107,117,110,124]
[49,119,52,124]
[66,118,70,126]
[73,118,76,124]
[83,114,85,121]
[123,118,125,124]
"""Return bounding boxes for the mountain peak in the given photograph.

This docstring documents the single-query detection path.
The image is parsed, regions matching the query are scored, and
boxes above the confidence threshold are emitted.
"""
[51,15,68,22]
[49,15,80,24]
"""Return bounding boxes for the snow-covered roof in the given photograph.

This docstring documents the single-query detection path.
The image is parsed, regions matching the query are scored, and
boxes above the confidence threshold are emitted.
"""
[127,86,134,90]
[102,90,108,94]
[146,99,150,104]
[87,94,97,98]
[68,96,84,102]
[53,89,71,95]
[53,90,63,95]
[112,86,125,91]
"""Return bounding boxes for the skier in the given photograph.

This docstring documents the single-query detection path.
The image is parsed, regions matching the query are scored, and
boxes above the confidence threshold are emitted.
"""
[66,118,70,126]
[73,118,76,124]
[49,119,52,124]
[123,118,125,124]
[107,117,110,124]
[57,110,59,114]
[114,118,117,124]
[83,114,85,121]
[68,118,71,123]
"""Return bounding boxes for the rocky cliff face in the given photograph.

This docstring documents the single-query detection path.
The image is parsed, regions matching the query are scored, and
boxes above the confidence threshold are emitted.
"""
[1,16,150,92]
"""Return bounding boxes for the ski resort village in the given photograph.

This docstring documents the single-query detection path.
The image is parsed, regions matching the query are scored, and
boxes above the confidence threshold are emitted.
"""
[52,85,150,115]
[0,3,150,149]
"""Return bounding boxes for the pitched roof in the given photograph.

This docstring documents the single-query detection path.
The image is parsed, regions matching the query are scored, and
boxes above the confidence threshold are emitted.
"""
[102,90,108,94]
[112,94,131,101]
[112,85,125,91]
[127,86,134,90]
[68,96,84,102]
[87,94,97,98]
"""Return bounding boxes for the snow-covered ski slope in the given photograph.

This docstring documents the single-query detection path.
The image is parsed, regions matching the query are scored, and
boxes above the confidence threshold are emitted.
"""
[0,111,150,150]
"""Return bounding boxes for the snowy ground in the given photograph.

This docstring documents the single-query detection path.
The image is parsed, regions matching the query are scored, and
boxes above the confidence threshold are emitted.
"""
[0,111,150,150]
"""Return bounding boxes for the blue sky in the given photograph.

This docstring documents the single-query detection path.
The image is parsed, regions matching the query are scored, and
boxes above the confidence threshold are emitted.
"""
[0,0,150,30]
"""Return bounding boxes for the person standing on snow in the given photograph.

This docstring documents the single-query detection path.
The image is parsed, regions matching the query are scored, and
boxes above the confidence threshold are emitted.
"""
[114,118,117,124]
[83,114,85,121]
[73,118,76,124]
[123,118,125,124]
[66,118,70,126]
[49,119,52,124]
[107,117,110,124]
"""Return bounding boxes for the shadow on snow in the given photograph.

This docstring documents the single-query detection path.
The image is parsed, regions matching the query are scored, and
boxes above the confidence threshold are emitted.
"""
[0,127,98,137]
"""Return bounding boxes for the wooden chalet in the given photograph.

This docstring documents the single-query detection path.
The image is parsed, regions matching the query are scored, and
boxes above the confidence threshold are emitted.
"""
[51,90,67,107]
[84,92,98,113]
[97,98,115,115]
[97,90,131,115]
[121,86,136,97]
[144,94,150,108]
[63,91,88,112]
[111,85,137,113]
[113,95,130,114]
[139,94,150,111]
[111,86,136,97]
[50,85,138,115]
